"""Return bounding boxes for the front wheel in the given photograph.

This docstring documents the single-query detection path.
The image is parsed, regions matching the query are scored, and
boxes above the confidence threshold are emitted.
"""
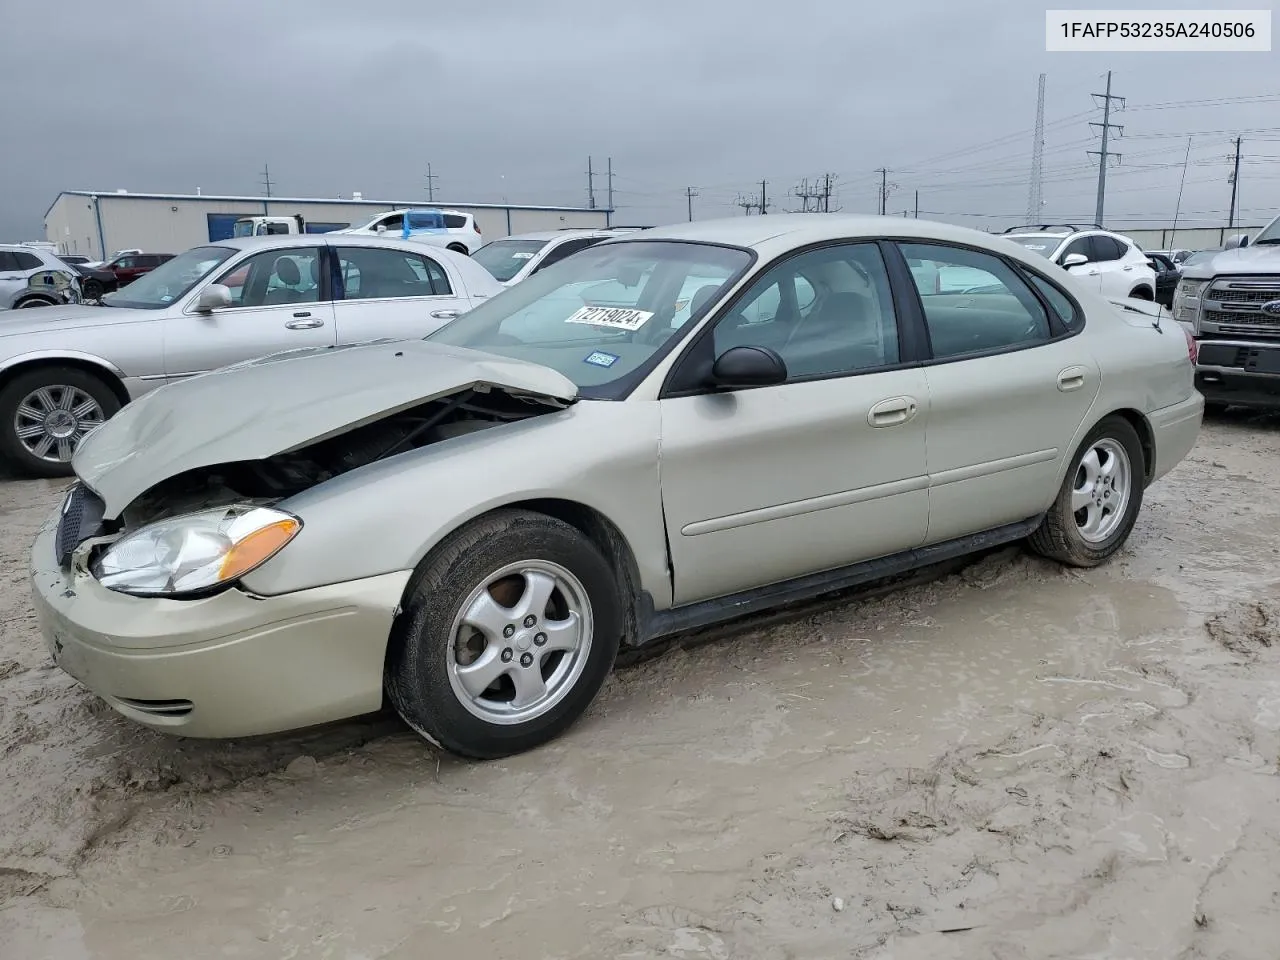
[0,366,120,478]
[14,296,56,308]
[386,509,622,759]
[82,279,104,300]
[1029,415,1145,567]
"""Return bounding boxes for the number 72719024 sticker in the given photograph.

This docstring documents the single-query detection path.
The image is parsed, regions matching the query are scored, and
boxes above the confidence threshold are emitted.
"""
[564,305,654,331]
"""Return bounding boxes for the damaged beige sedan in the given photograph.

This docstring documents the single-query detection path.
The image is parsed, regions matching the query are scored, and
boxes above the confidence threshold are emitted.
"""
[30,216,1204,758]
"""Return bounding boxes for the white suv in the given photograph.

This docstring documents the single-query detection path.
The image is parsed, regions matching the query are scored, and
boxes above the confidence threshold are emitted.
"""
[1001,224,1157,302]
[0,245,82,310]
[339,208,483,255]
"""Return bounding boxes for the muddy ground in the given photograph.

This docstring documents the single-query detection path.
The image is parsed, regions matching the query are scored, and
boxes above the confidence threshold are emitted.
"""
[2,414,1280,959]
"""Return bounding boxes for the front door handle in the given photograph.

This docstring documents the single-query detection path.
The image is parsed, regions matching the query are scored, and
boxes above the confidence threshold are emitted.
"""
[430,309,460,320]
[1057,366,1088,392]
[1123,265,1133,271]
[1088,269,1100,276]
[868,396,919,428]
[285,316,324,329]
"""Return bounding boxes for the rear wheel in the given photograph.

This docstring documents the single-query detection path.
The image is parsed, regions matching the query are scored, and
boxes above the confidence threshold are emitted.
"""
[446,242,469,255]
[0,367,120,478]
[1029,415,1145,567]
[82,278,104,300]
[385,509,622,759]
[14,296,57,308]
[1129,286,1154,301]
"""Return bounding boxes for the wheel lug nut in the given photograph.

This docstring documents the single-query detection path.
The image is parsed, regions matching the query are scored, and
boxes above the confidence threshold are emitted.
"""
[503,625,515,638]
[523,615,537,628]
[520,652,533,667]
[534,633,547,646]
[501,648,513,663]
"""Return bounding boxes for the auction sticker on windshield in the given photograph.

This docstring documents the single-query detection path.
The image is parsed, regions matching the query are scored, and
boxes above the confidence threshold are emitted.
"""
[565,306,654,331]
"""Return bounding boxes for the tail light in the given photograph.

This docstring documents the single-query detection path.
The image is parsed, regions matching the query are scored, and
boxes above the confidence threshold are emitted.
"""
[1183,324,1198,364]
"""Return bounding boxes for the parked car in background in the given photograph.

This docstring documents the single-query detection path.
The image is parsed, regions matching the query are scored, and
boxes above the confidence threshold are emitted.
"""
[472,229,631,285]
[0,244,82,310]
[339,208,483,255]
[64,261,120,301]
[1174,215,1280,412]
[1146,251,1180,308]
[1151,248,1193,265]
[0,234,502,476]
[1001,224,1157,301]
[100,251,175,286]
[231,215,350,237]
[31,214,1201,759]
[57,254,93,266]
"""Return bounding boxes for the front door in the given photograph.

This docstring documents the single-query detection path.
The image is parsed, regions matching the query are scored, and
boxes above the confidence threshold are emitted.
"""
[896,241,1101,544]
[1058,235,1103,292]
[331,245,473,342]
[659,241,931,605]
[163,245,335,379]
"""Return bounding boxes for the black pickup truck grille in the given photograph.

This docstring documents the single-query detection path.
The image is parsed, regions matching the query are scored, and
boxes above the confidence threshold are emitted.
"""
[55,483,105,568]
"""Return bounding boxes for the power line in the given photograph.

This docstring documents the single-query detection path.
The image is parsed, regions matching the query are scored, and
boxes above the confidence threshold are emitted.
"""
[1088,70,1125,226]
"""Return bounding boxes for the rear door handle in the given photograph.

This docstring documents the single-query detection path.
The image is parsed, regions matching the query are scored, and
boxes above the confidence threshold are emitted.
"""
[1123,265,1133,271]
[1057,366,1088,392]
[430,309,460,320]
[285,316,324,329]
[868,396,919,428]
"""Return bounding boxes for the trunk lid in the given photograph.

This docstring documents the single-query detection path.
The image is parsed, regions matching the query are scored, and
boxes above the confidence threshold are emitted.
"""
[73,339,577,516]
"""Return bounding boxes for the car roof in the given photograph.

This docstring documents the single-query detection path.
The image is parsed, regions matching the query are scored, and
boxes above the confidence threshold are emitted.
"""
[206,234,465,253]
[615,214,1027,256]
[490,229,616,243]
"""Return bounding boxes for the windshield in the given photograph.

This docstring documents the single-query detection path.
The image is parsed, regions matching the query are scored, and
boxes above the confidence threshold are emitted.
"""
[1253,214,1280,244]
[232,221,255,238]
[101,245,235,309]
[1003,235,1066,258]
[1181,249,1219,267]
[472,238,552,282]
[427,239,753,394]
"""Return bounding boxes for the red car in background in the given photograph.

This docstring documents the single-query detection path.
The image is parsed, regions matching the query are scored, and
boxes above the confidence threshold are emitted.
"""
[102,252,175,286]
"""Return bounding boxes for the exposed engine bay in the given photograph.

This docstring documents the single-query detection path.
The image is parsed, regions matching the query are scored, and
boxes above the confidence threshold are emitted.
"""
[119,388,562,532]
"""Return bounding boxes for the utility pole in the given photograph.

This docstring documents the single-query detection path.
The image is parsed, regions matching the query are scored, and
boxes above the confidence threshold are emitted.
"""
[914,190,919,218]
[685,186,699,221]
[586,157,596,209]
[758,179,769,215]
[1088,70,1125,227]
[875,168,890,215]
[819,173,838,212]
[1026,73,1046,222]
[606,157,614,226]
[425,162,438,202]
[260,163,273,198]
[1228,136,1243,229]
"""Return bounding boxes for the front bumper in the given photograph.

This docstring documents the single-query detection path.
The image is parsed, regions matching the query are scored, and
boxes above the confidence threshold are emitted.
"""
[29,514,411,738]
[1195,339,1280,410]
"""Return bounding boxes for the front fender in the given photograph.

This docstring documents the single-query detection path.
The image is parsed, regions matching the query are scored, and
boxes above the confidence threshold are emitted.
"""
[239,399,670,608]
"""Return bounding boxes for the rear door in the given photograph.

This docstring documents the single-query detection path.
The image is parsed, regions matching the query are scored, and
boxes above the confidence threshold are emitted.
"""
[163,245,335,378]
[331,244,472,342]
[1090,235,1131,298]
[0,251,27,304]
[112,256,146,286]
[896,241,1100,544]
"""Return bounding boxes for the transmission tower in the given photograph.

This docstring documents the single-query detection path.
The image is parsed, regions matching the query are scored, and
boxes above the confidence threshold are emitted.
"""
[425,162,438,202]
[1088,70,1125,226]
[818,172,838,212]
[260,163,274,199]
[1026,73,1045,221]
[735,194,757,215]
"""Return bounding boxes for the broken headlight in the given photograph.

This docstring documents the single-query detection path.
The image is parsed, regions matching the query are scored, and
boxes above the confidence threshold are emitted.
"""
[92,505,301,597]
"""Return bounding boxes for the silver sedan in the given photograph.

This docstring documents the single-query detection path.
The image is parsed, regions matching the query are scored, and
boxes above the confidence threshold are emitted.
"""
[0,234,502,476]
[31,215,1203,759]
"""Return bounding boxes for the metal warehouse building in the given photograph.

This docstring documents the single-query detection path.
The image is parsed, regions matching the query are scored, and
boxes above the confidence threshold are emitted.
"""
[43,190,614,259]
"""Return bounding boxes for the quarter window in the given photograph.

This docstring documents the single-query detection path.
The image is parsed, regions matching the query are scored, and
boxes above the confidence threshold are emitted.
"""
[12,251,43,270]
[1023,271,1082,332]
[335,247,452,300]
[213,248,322,307]
[898,243,1051,359]
[1090,235,1126,262]
[713,243,900,379]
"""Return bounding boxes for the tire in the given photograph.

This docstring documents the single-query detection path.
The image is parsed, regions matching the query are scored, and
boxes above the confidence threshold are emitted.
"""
[385,509,623,759]
[1129,286,1153,301]
[1203,400,1229,415]
[1029,415,1145,568]
[446,242,469,255]
[14,296,56,309]
[82,279,104,300]
[0,366,121,478]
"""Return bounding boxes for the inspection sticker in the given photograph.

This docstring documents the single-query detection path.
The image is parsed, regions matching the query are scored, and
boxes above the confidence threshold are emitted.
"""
[512,252,534,259]
[583,350,620,368]
[565,305,654,331]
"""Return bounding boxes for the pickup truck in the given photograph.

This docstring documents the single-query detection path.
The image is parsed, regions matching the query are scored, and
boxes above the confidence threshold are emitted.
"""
[232,215,348,237]
[1174,213,1280,411]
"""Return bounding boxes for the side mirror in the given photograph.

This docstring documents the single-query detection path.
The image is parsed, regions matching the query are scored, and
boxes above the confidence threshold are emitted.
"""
[710,345,787,389]
[193,283,232,313]
[1062,253,1089,268]
[1224,233,1250,250]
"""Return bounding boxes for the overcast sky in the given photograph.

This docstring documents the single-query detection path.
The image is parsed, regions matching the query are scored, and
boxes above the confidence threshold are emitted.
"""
[2,0,1277,240]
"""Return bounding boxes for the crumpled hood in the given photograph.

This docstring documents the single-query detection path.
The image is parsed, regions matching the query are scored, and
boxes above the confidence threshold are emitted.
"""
[1179,244,1280,280]
[73,339,578,516]
[0,303,142,338]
